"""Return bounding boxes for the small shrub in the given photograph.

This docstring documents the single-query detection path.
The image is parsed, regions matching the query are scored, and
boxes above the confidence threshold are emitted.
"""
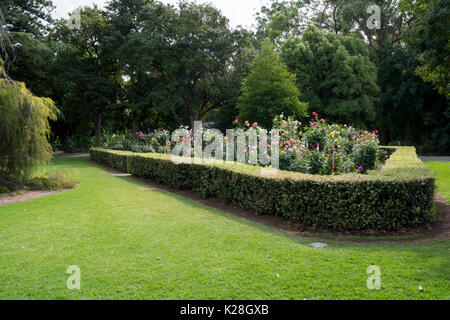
[0,185,10,194]
[63,135,90,153]
[351,141,379,173]
[25,169,80,191]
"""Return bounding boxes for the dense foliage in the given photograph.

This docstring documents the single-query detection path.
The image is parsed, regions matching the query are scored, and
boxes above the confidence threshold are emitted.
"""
[90,147,435,231]
[274,113,386,175]
[120,112,387,176]
[281,26,379,128]
[0,0,448,154]
[256,0,448,154]
[401,0,450,97]
[377,45,449,154]
[0,0,54,37]
[0,59,58,185]
[238,40,308,129]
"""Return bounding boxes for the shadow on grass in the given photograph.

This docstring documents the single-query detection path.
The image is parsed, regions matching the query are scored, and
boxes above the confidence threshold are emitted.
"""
[111,170,440,245]
[113,174,306,243]
[78,156,449,245]
[49,157,450,288]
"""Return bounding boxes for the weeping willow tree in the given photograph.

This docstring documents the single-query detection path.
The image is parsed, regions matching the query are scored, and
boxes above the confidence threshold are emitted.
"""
[0,59,58,190]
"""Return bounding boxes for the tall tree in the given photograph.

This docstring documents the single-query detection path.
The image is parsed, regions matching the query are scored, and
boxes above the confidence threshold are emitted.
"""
[106,0,159,131]
[0,0,54,38]
[256,0,311,44]
[1,1,55,94]
[140,1,243,129]
[238,40,307,129]
[0,58,58,188]
[281,26,379,128]
[6,32,53,97]
[51,6,121,138]
[257,0,408,60]
[377,45,449,153]
[401,0,449,97]
[210,28,258,131]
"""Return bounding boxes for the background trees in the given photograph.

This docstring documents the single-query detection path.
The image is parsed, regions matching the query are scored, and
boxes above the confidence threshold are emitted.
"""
[401,0,449,97]
[281,26,379,128]
[239,40,307,128]
[257,0,448,153]
[142,1,245,129]
[106,0,162,132]
[0,0,54,37]
[377,45,449,152]
[0,0,448,154]
[51,6,121,139]
[1,0,55,97]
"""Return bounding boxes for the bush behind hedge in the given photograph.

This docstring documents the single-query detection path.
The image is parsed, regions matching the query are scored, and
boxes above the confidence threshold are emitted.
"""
[90,147,436,231]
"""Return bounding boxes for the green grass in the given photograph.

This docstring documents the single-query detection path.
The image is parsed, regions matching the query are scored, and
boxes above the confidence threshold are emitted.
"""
[0,156,449,300]
[424,161,450,201]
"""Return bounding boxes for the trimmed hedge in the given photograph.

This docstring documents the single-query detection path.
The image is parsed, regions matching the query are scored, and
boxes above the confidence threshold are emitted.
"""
[382,146,426,168]
[90,147,436,231]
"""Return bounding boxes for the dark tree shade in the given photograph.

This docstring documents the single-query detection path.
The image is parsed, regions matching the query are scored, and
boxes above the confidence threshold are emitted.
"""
[401,0,450,97]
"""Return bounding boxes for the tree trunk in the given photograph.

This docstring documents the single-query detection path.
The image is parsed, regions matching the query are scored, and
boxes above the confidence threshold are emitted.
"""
[187,103,195,129]
[0,172,17,192]
[189,115,195,130]
[95,114,102,138]
[132,117,138,134]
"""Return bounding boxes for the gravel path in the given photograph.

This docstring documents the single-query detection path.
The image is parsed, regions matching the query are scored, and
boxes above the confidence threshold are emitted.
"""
[53,152,89,157]
[0,189,71,206]
[420,156,450,161]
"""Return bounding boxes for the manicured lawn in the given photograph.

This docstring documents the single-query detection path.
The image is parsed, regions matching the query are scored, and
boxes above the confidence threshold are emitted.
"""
[424,161,450,201]
[0,156,448,300]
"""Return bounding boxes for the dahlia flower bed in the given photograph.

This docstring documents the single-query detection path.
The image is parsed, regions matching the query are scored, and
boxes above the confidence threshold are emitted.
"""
[121,113,389,175]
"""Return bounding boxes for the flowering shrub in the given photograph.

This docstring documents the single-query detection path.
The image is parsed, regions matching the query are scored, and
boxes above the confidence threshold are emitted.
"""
[122,126,227,159]
[351,140,379,174]
[122,129,172,154]
[270,112,383,175]
[120,112,385,176]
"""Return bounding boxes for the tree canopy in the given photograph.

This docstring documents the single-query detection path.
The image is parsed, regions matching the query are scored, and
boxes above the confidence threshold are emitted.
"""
[238,40,307,129]
[281,26,379,128]
[401,0,449,97]
[0,0,448,154]
[0,0,54,37]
